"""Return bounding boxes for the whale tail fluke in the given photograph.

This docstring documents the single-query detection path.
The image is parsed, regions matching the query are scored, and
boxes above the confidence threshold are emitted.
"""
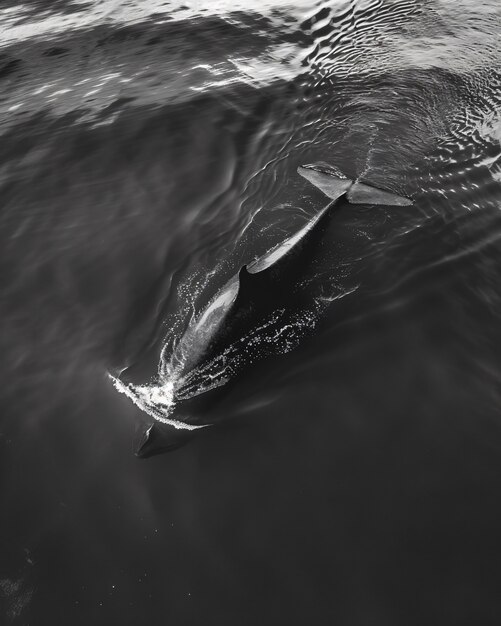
[347,181,413,206]
[297,163,353,200]
[298,163,413,206]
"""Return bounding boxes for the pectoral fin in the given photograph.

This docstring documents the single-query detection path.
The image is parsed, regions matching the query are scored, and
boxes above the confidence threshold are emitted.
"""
[134,422,194,457]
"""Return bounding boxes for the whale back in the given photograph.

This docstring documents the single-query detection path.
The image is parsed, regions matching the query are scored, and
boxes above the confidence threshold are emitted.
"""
[247,167,353,275]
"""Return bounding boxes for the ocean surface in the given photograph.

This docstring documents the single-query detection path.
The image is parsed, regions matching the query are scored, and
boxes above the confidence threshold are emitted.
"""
[1,1,501,624]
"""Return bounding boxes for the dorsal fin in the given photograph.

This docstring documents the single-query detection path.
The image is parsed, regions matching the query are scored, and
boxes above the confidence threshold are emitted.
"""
[231,264,262,301]
[238,264,254,284]
[297,163,352,200]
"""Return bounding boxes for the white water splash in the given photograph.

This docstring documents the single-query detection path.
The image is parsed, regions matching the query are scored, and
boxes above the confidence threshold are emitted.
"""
[109,374,207,430]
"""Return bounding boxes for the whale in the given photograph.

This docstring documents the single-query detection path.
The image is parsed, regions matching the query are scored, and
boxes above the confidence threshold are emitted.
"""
[111,163,412,456]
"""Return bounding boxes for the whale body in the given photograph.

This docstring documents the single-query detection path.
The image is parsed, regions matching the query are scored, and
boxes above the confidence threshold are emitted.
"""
[112,163,412,456]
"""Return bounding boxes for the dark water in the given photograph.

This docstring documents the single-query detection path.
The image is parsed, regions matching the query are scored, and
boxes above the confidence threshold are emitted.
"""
[2,1,501,623]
